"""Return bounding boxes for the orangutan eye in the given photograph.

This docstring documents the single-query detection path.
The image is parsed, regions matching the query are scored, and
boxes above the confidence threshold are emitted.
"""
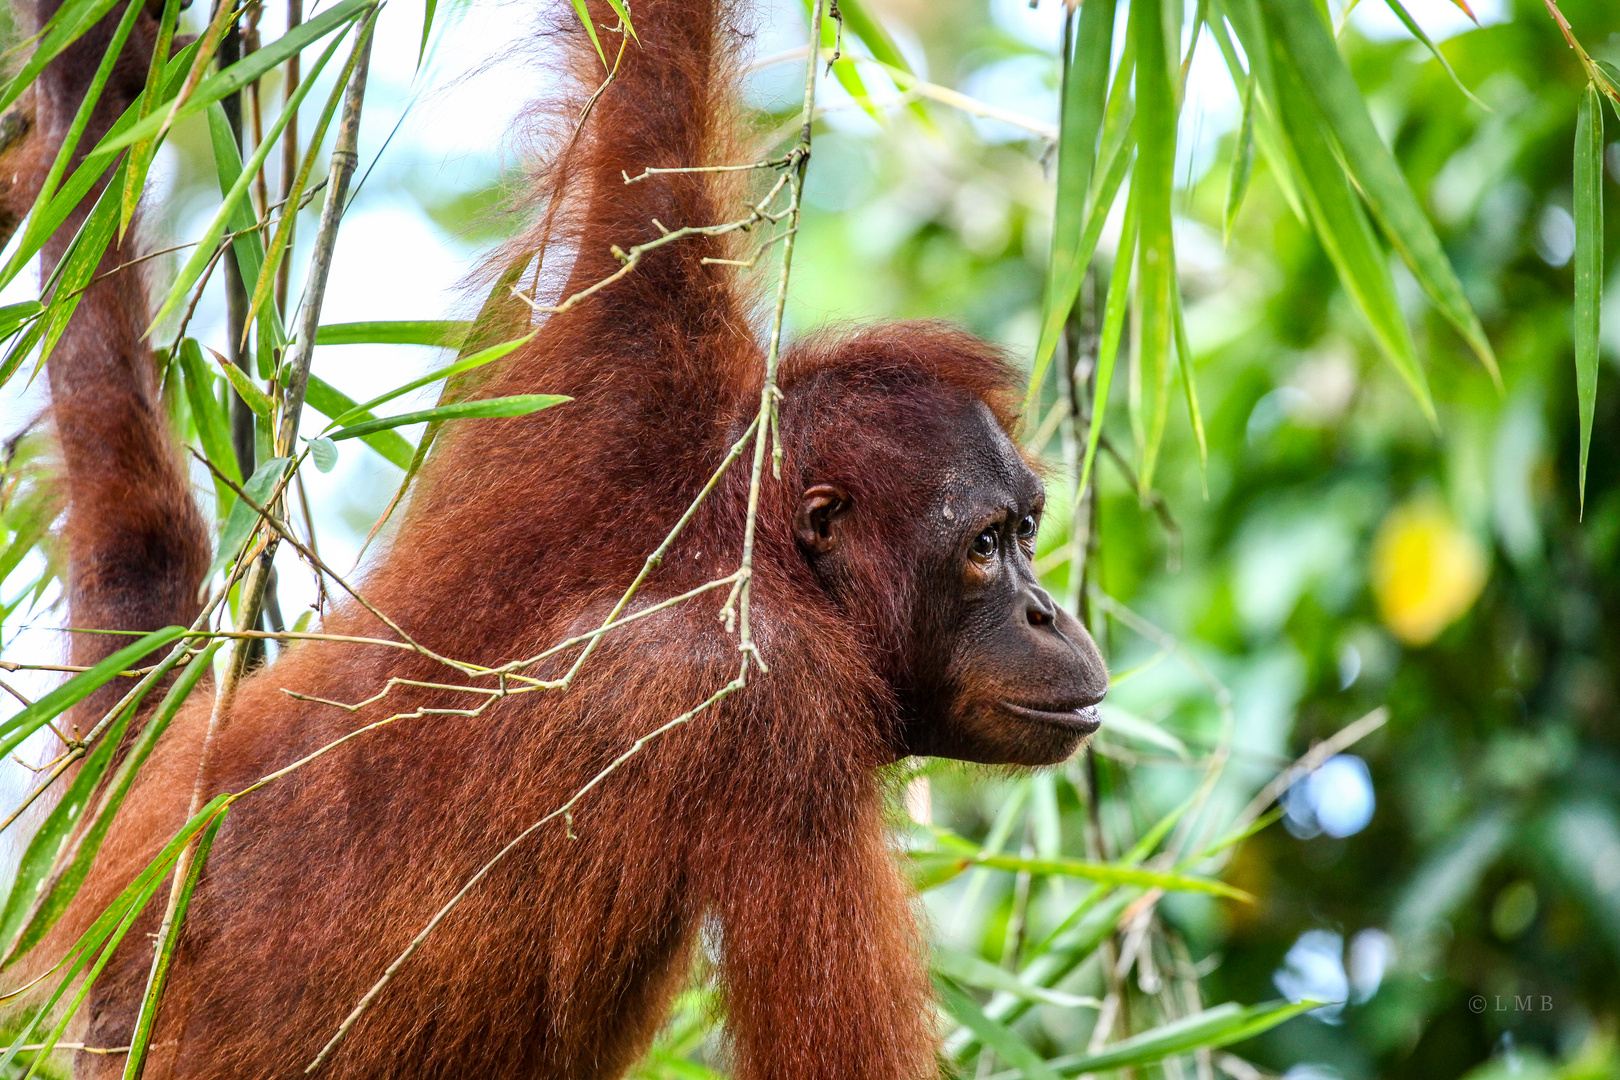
[971,530,998,561]
[1016,514,1037,539]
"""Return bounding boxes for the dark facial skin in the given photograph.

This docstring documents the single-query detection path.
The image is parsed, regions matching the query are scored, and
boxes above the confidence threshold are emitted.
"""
[794,400,1108,767]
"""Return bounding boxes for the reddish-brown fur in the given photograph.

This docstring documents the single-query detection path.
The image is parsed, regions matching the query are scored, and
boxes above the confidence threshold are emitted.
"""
[19,1,1040,1076]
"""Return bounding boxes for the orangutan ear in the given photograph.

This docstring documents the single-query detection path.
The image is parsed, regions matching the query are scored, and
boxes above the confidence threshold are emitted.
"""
[794,484,853,555]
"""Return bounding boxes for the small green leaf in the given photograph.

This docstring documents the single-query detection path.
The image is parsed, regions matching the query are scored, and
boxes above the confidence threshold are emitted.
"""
[209,347,273,418]
[303,376,415,470]
[327,394,571,442]
[308,436,339,473]
[1574,83,1604,514]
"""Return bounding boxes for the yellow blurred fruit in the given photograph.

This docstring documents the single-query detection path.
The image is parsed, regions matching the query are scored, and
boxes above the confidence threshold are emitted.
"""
[1371,499,1489,646]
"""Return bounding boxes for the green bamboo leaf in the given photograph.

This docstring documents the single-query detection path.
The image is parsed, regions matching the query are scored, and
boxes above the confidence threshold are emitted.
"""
[1377,0,1487,109]
[1574,83,1604,514]
[0,319,47,393]
[1028,129,1135,417]
[308,436,338,473]
[419,0,438,64]
[603,0,635,38]
[177,339,242,517]
[0,302,42,354]
[1265,45,1436,423]
[143,0,240,160]
[121,0,183,237]
[1024,1000,1321,1078]
[0,694,142,953]
[204,101,287,364]
[0,876,158,1076]
[0,301,42,338]
[152,30,347,332]
[569,0,608,67]
[833,0,908,73]
[1076,193,1139,499]
[122,806,228,1080]
[936,978,1062,1080]
[93,0,376,156]
[1027,0,1117,417]
[1225,76,1256,244]
[304,376,415,470]
[0,0,120,115]
[0,793,229,1066]
[35,160,128,375]
[933,849,1250,901]
[206,456,291,580]
[933,947,1099,1010]
[1199,806,1286,859]
[0,40,201,294]
[322,333,536,431]
[246,30,369,336]
[315,320,473,347]
[208,347,272,418]
[947,888,1140,1062]
[352,257,536,550]
[801,0,882,123]
[1597,61,1620,101]
[19,0,144,241]
[1205,8,1307,222]
[5,643,221,961]
[327,394,571,442]
[0,627,184,761]
[803,0,925,124]
[1267,0,1498,386]
[1096,700,1189,758]
[1129,0,1179,494]
[1172,268,1208,478]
